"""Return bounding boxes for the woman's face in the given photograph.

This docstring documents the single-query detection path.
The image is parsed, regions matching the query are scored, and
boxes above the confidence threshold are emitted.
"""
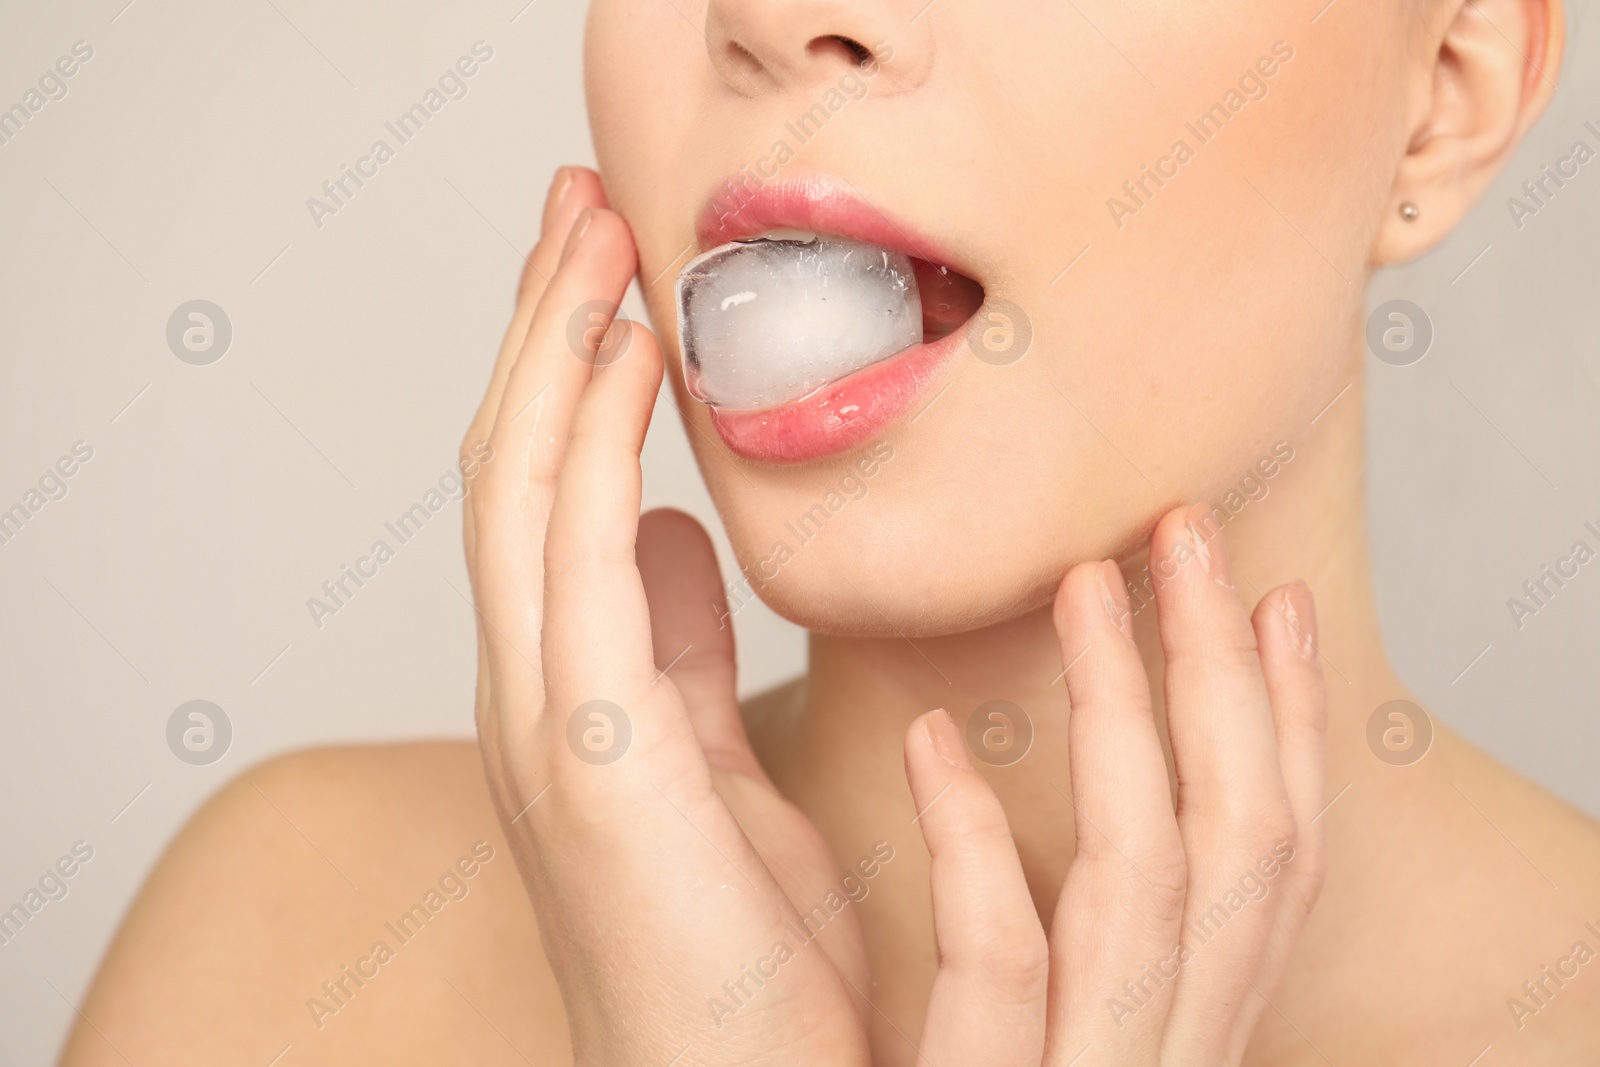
[585,0,1416,635]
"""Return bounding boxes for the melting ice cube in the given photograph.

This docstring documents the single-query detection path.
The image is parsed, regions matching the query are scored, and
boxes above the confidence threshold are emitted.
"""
[675,236,923,411]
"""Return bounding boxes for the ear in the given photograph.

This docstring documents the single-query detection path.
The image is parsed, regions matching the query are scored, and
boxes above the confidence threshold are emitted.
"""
[1373,0,1565,263]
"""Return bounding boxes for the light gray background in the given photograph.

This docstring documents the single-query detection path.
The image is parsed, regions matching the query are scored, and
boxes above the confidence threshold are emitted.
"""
[0,0,1596,1062]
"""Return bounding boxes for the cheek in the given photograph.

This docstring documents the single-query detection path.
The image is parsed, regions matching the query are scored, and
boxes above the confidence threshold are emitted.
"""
[585,2,712,276]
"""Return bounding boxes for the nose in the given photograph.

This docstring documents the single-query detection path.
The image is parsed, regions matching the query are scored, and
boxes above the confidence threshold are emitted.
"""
[704,0,932,95]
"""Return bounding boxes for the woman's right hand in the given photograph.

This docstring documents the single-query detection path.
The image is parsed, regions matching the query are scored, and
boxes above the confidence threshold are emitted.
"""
[460,167,876,1066]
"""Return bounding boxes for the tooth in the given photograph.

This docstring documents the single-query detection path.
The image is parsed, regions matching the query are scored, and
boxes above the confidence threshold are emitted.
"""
[675,236,923,410]
[735,228,819,244]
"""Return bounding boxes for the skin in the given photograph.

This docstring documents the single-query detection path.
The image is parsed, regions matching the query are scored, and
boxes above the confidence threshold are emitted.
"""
[58,0,1600,1063]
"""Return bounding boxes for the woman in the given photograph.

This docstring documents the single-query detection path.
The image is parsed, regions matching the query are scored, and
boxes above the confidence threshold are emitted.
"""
[62,0,1600,1063]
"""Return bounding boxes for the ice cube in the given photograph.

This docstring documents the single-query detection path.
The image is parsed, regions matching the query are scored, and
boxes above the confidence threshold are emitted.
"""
[675,236,923,411]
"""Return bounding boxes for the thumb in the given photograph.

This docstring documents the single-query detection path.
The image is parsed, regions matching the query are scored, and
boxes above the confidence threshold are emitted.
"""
[636,508,767,784]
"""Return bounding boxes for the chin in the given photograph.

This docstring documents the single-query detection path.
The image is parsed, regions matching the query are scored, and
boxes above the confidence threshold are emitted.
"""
[696,420,1141,639]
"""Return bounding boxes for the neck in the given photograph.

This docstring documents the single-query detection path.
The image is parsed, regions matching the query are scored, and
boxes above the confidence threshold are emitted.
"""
[766,359,1407,916]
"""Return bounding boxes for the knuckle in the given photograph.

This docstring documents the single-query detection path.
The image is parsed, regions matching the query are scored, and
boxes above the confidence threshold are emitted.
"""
[974,928,1051,994]
[1252,807,1299,853]
[1081,833,1189,909]
[1137,842,1191,902]
[1203,628,1262,674]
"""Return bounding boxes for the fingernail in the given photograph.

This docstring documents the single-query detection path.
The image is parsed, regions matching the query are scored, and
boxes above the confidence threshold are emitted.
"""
[1096,559,1134,641]
[1283,580,1318,660]
[559,208,594,267]
[544,167,575,231]
[925,709,971,769]
[1186,503,1232,588]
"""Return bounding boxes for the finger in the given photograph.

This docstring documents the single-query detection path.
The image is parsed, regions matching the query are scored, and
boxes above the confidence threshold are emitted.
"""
[1221,582,1327,1061]
[636,508,767,782]
[1046,560,1181,1066]
[462,167,607,488]
[908,709,1049,1067]
[468,209,637,799]
[463,168,605,570]
[533,316,687,794]
[470,207,637,651]
[1147,505,1297,1066]
[534,324,833,995]
[1252,582,1326,863]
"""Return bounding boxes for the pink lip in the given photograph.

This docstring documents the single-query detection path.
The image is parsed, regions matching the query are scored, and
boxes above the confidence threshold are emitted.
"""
[690,176,972,465]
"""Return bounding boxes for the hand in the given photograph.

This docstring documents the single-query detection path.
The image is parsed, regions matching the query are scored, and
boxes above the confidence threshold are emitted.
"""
[902,505,1327,1065]
[461,167,873,1066]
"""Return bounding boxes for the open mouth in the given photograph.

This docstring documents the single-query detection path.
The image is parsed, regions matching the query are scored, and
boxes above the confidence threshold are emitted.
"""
[677,231,985,411]
[678,178,986,464]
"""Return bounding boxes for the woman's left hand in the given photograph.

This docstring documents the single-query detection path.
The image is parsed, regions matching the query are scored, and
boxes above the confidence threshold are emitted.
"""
[902,505,1327,1066]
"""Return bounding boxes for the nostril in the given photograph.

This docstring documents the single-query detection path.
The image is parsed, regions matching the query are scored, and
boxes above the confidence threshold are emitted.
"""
[808,34,875,67]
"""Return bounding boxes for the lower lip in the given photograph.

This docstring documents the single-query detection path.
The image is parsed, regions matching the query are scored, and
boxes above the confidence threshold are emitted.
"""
[705,329,965,465]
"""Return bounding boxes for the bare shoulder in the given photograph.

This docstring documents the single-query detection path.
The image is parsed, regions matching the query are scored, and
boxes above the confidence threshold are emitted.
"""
[1258,733,1600,1065]
[61,741,571,1067]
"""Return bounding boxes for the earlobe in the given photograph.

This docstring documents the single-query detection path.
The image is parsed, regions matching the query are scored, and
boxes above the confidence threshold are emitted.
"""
[1372,0,1564,265]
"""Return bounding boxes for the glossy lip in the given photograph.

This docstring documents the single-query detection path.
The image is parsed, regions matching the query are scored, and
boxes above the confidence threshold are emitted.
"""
[689,176,978,465]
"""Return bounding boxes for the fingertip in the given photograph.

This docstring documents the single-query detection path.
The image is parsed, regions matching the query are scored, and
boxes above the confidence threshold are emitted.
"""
[638,507,711,551]
[558,207,595,267]
[541,166,576,231]
[1252,581,1321,670]
[1148,502,1232,591]
[1050,559,1102,634]
[1282,579,1319,662]
[923,708,971,770]
[616,319,663,381]
[523,169,610,301]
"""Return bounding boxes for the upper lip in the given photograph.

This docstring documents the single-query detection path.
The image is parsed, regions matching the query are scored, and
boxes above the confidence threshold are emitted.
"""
[694,173,970,278]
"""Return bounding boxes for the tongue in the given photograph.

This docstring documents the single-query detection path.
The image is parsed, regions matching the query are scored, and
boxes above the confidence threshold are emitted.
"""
[676,236,923,411]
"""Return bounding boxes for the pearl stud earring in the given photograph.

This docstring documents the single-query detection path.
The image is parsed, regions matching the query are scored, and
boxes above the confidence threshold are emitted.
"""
[1399,202,1420,221]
